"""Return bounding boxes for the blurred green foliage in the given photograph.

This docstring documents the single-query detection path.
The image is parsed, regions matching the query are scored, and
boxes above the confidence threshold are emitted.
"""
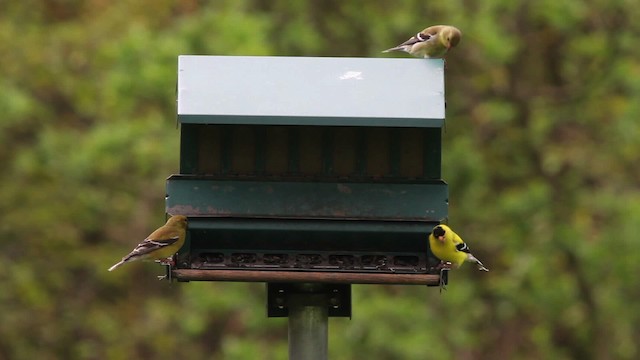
[1,0,639,359]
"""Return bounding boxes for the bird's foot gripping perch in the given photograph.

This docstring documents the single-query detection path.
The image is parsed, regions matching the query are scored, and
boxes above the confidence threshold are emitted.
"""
[156,257,175,281]
[437,262,452,293]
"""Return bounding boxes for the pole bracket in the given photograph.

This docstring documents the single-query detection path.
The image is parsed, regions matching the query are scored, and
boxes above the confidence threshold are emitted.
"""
[267,283,351,318]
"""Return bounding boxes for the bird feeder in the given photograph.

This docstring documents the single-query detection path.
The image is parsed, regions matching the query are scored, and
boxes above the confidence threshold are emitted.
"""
[166,56,449,313]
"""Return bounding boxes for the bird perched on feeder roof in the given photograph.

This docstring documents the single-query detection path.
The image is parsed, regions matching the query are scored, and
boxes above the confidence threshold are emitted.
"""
[429,224,489,271]
[383,25,462,59]
[108,215,188,272]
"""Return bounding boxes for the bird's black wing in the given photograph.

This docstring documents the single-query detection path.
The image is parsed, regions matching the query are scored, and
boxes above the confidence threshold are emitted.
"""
[456,242,471,253]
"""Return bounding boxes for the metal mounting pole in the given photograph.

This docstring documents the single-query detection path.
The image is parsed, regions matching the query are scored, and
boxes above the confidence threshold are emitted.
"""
[288,283,328,360]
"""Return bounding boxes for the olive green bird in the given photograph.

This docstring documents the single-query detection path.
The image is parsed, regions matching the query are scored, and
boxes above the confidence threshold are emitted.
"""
[108,215,188,271]
[383,25,462,58]
[429,224,489,271]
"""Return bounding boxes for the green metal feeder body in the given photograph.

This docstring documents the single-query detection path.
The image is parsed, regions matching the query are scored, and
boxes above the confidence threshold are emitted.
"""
[168,55,448,284]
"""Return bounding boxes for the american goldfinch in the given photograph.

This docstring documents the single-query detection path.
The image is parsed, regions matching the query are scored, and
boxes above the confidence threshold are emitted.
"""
[383,25,462,58]
[429,224,489,271]
[108,215,188,272]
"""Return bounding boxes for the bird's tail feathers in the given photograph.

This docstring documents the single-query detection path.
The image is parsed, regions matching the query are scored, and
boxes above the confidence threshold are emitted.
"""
[108,260,126,272]
[468,254,489,272]
[382,46,405,53]
[476,261,489,272]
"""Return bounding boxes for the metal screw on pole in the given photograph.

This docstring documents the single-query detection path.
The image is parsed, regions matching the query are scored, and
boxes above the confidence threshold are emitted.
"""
[288,283,328,360]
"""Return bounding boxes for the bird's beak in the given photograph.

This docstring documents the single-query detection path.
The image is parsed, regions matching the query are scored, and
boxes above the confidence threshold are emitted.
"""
[438,236,445,243]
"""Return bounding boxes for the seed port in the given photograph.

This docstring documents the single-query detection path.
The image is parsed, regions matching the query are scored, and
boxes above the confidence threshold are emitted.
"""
[198,252,225,264]
[393,255,419,267]
[361,255,387,267]
[263,253,289,265]
[328,255,356,268]
[294,254,323,267]
[230,253,258,264]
